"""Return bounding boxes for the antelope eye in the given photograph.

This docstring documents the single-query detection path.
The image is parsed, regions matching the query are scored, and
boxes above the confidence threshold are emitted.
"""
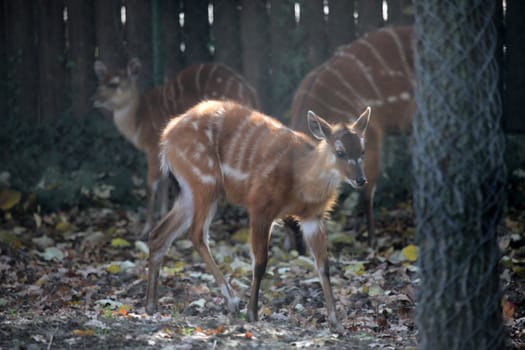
[335,149,346,159]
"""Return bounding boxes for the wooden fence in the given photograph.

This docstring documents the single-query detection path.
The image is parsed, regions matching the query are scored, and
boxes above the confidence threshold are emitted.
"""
[0,0,523,132]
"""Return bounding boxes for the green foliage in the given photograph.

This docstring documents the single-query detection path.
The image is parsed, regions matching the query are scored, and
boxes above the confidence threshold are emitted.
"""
[0,112,146,211]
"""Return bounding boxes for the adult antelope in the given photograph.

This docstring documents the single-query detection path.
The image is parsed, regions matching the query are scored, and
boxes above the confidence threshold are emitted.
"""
[145,100,371,330]
[93,58,259,236]
[290,26,414,246]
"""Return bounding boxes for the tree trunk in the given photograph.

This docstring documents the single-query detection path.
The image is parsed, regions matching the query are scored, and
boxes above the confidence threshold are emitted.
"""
[240,0,269,112]
[38,0,65,120]
[326,0,356,54]
[413,1,506,349]
[213,0,242,72]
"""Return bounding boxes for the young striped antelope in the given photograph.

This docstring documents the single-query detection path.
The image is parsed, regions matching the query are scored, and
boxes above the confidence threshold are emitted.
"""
[92,59,258,237]
[145,100,370,330]
[290,26,414,247]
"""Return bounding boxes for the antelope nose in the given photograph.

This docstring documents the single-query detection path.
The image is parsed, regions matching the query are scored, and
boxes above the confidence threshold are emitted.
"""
[356,176,367,187]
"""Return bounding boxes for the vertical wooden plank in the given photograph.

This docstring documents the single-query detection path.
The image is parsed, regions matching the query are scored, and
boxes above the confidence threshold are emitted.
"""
[184,0,211,64]
[504,0,525,132]
[387,0,413,25]
[38,0,65,120]
[240,0,269,112]
[5,0,38,120]
[269,0,295,115]
[213,0,242,72]
[357,0,383,36]
[326,0,356,54]
[94,0,125,69]
[161,0,183,81]
[126,0,153,90]
[66,0,96,118]
[301,0,326,68]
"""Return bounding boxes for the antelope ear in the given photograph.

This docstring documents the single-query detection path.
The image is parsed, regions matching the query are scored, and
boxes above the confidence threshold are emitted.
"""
[127,58,142,79]
[307,110,332,141]
[350,106,371,138]
[94,61,107,81]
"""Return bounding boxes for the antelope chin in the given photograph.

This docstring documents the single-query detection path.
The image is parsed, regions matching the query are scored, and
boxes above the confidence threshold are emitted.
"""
[345,178,364,190]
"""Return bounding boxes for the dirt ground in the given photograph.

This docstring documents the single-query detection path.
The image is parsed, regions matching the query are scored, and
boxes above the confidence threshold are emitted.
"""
[0,201,523,349]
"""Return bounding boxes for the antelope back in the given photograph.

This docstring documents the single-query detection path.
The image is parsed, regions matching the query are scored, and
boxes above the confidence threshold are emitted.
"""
[290,26,414,135]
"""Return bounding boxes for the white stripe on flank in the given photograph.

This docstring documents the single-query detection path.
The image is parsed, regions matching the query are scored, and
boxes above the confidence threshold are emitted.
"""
[259,138,290,178]
[225,116,252,164]
[176,148,216,184]
[358,36,398,75]
[221,163,249,181]
[195,64,204,93]
[204,64,219,93]
[384,27,413,82]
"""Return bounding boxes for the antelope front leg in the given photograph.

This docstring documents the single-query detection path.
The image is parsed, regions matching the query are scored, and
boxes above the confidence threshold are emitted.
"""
[301,219,340,331]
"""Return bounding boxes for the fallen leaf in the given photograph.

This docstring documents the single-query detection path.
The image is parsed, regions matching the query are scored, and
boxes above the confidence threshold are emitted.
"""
[111,238,131,248]
[38,247,64,261]
[402,244,418,262]
[343,261,366,277]
[33,213,42,228]
[106,263,121,274]
[32,235,54,249]
[55,221,73,233]
[135,240,149,255]
[72,329,95,337]
[231,228,249,243]
[0,189,21,210]
[502,298,516,321]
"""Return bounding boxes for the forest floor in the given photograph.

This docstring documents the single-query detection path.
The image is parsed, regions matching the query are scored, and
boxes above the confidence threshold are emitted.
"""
[0,196,524,349]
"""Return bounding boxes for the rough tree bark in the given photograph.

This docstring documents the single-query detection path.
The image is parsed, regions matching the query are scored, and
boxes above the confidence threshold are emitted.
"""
[413,1,506,349]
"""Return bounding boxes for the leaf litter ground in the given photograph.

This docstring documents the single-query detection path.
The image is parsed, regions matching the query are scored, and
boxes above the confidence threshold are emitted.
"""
[0,200,523,349]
